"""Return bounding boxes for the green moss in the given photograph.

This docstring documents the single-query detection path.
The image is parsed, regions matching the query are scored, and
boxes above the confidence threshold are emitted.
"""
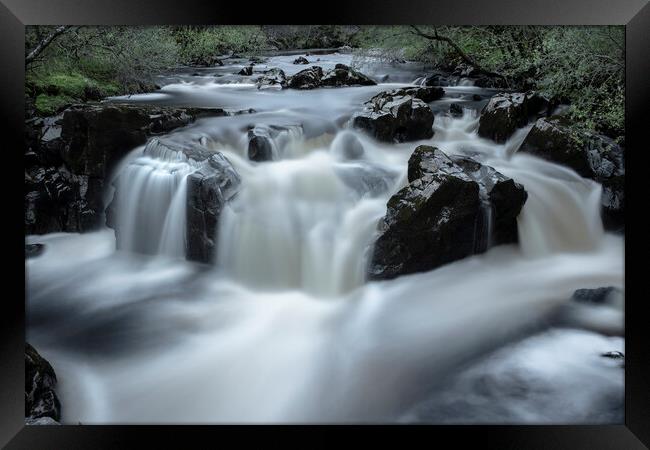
[34,94,74,116]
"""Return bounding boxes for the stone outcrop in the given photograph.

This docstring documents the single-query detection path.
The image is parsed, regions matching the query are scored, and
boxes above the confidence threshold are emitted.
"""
[518,117,624,231]
[478,92,550,143]
[25,343,61,423]
[352,89,436,143]
[368,146,527,280]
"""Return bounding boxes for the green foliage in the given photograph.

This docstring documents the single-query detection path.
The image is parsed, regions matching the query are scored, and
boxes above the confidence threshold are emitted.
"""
[34,94,74,116]
[173,26,267,64]
[25,25,624,136]
[354,25,624,137]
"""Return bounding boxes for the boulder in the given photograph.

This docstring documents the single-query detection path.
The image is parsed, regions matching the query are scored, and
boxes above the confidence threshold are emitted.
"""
[518,117,624,230]
[25,343,61,422]
[287,66,324,90]
[25,166,100,234]
[238,65,254,76]
[293,56,309,64]
[246,124,303,162]
[478,92,550,143]
[373,86,444,104]
[25,104,230,234]
[186,153,241,263]
[368,146,527,280]
[256,68,287,89]
[320,63,376,87]
[248,132,274,162]
[352,90,434,143]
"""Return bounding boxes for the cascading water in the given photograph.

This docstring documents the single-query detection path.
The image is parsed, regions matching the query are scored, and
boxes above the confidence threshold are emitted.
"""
[109,139,196,257]
[26,52,623,424]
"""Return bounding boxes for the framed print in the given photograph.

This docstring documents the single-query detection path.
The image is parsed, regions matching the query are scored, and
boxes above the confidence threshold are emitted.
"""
[1,0,648,447]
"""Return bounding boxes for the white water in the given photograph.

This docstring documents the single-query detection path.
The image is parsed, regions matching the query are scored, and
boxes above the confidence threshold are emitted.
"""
[26,53,624,424]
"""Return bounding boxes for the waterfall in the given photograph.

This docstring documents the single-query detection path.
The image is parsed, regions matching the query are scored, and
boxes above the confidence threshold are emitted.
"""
[110,139,195,257]
[216,149,393,296]
[27,52,623,424]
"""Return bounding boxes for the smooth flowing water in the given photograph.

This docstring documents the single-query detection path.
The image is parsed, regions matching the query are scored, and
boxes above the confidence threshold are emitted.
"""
[26,53,624,423]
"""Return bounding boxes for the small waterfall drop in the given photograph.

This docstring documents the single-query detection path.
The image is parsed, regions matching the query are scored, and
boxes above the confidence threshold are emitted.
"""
[110,139,196,257]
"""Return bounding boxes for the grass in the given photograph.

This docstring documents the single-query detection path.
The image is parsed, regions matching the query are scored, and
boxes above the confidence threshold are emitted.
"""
[28,71,122,116]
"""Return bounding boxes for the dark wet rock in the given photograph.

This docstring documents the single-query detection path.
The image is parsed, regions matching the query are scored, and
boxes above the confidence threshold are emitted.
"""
[330,131,365,160]
[352,90,434,143]
[376,86,444,104]
[246,124,303,161]
[287,66,324,90]
[472,94,482,101]
[453,63,480,78]
[368,146,527,280]
[25,343,61,422]
[449,103,464,117]
[450,155,528,246]
[104,137,241,262]
[60,104,229,178]
[249,56,267,64]
[25,166,100,234]
[571,286,623,306]
[238,65,254,76]
[320,63,376,87]
[256,68,287,89]
[248,133,274,162]
[25,243,45,258]
[601,351,624,359]
[478,92,550,143]
[25,104,229,234]
[518,118,624,231]
[293,56,309,64]
[186,153,241,264]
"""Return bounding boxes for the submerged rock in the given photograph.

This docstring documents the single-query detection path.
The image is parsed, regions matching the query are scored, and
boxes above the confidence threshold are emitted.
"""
[320,63,376,87]
[186,153,241,264]
[330,131,365,160]
[449,103,464,117]
[293,56,309,64]
[25,243,45,258]
[246,124,303,162]
[571,286,623,306]
[369,146,527,280]
[478,92,549,143]
[518,118,624,231]
[352,90,435,143]
[25,343,61,422]
[287,66,324,90]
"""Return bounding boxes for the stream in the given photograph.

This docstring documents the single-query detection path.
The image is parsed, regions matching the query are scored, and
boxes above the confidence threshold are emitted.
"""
[26,52,624,423]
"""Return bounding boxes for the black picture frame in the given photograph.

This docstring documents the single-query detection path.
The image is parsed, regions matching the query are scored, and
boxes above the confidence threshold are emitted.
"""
[2,0,648,447]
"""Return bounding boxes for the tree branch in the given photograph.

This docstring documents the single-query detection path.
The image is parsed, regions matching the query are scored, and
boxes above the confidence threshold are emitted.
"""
[409,25,507,81]
[25,25,72,67]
